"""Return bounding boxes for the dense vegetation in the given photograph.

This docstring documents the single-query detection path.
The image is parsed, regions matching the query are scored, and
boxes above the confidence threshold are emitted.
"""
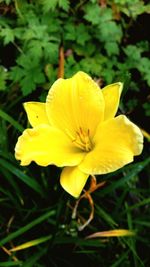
[0,0,150,266]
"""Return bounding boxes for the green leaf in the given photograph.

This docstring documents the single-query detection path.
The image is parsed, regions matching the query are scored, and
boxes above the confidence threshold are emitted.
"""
[43,42,59,63]
[9,66,25,82]
[41,0,58,12]
[0,27,14,45]
[84,4,112,25]
[19,67,45,96]
[0,66,8,90]
[105,42,119,56]
[64,23,76,41]
[76,24,91,45]
[138,57,150,86]
[41,0,69,12]
[20,75,37,96]
[65,23,90,45]
[27,40,43,58]
[118,1,150,18]
[10,54,46,95]
[79,57,103,76]
[16,54,39,69]
[124,45,142,63]
[58,0,69,11]
[84,3,101,25]
[99,21,122,43]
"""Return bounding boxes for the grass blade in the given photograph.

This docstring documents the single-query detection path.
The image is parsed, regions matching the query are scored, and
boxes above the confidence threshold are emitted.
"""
[0,158,44,196]
[0,209,55,247]
[10,235,52,252]
[0,108,24,132]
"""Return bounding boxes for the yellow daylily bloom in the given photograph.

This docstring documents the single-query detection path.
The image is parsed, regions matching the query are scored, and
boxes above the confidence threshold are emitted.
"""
[15,71,143,198]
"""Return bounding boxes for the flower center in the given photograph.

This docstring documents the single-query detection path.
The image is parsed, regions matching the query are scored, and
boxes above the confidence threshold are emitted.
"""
[73,127,93,152]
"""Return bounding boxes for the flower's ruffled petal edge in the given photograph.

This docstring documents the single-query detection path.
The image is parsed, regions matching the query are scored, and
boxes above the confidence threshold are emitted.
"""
[79,115,143,175]
[15,124,85,167]
[102,82,123,120]
[24,102,50,127]
[60,166,89,198]
[46,71,105,139]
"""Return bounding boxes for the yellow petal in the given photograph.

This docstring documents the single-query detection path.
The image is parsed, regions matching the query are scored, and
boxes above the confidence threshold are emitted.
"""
[79,115,143,174]
[60,166,89,198]
[24,102,50,127]
[15,125,85,167]
[46,71,104,140]
[102,82,123,120]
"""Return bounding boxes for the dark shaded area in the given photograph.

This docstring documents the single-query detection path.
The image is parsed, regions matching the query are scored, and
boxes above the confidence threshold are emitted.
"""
[128,14,150,43]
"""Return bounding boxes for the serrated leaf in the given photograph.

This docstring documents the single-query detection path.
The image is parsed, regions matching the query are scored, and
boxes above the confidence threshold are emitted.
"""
[76,24,90,45]
[0,27,14,45]
[79,57,103,76]
[120,1,150,18]
[20,75,36,96]
[105,42,119,56]
[41,13,61,33]
[84,3,101,25]
[84,4,112,25]
[41,0,69,12]
[64,23,76,41]
[17,54,40,69]
[58,0,69,11]
[65,23,90,45]
[73,43,96,57]
[43,42,59,63]
[99,21,122,43]
[27,40,43,59]
[20,67,45,96]
[138,57,150,86]
[9,66,24,82]
[124,45,142,61]
[32,68,45,84]
[41,0,58,12]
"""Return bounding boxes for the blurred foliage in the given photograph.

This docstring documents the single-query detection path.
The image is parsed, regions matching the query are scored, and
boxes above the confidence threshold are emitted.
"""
[0,0,150,266]
[0,0,150,95]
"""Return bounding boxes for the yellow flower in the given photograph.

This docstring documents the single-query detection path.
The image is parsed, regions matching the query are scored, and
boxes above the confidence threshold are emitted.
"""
[15,72,143,198]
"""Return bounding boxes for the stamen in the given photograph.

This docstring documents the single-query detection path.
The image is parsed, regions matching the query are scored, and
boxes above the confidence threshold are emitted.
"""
[79,127,83,135]
[73,127,92,152]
